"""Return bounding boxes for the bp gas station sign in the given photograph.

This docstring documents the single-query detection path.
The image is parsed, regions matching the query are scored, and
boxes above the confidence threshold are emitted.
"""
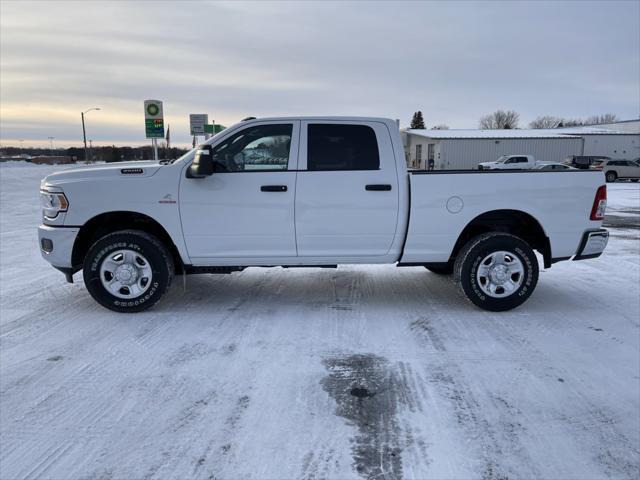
[144,100,164,138]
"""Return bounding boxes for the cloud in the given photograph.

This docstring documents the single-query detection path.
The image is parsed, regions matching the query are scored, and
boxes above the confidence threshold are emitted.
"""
[1,0,638,147]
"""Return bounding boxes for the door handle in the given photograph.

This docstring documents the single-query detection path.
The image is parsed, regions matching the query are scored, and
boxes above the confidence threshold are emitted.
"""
[261,185,288,192]
[365,184,392,191]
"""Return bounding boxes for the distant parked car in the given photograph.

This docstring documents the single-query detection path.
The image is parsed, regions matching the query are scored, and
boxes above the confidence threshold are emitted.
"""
[564,155,611,170]
[593,159,640,183]
[478,154,536,170]
[534,162,577,171]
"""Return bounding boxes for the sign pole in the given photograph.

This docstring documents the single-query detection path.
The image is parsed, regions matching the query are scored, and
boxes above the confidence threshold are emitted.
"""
[144,100,164,158]
[189,114,209,146]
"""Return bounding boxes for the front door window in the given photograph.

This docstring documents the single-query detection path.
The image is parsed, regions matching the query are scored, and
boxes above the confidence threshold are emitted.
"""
[210,124,293,172]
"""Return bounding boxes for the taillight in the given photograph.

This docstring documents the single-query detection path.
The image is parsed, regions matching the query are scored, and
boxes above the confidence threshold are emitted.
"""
[594,165,604,170]
[590,185,607,220]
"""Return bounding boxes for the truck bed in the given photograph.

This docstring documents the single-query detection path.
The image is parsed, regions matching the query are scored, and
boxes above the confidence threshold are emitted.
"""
[401,170,605,263]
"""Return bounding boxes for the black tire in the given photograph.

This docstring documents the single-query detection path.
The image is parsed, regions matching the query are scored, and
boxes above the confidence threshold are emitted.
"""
[424,263,454,275]
[453,233,538,312]
[83,230,174,313]
[631,179,639,183]
[605,171,617,183]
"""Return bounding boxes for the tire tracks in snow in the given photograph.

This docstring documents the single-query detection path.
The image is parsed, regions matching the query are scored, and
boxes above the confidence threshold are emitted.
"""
[484,316,640,479]
[309,268,433,479]
[123,271,274,480]
[409,313,539,479]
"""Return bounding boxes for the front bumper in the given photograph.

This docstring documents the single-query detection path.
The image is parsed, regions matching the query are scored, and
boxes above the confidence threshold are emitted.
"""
[38,225,79,268]
[574,228,609,261]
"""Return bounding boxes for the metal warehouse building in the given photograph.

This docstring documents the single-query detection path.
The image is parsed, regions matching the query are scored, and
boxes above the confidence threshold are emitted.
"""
[403,120,640,170]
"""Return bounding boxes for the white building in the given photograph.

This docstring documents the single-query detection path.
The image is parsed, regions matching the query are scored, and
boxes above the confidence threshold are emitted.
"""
[576,118,640,134]
[403,120,640,170]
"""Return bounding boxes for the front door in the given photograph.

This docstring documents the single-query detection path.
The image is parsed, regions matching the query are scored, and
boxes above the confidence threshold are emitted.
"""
[179,121,300,262]
[294,121,400,258]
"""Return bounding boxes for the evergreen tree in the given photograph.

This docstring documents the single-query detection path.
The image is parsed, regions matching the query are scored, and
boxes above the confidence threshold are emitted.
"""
[410,111,426,129]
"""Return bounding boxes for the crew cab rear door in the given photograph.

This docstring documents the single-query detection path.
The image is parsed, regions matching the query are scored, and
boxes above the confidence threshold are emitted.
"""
[294,120,399,257]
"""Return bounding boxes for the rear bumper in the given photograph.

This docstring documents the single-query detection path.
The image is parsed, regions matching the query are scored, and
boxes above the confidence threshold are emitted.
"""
[38,225,79,268]
[574,228,609,261]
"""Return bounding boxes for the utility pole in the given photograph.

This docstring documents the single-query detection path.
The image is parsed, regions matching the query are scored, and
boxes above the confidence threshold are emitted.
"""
[81,107,100,162]
[48,136,54,156]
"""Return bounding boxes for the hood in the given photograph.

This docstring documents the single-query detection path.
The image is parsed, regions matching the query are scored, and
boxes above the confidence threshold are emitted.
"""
[41,161,163,189]
[479,161,498,166]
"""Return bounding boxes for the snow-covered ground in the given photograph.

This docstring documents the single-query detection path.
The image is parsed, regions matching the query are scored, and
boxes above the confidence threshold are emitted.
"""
[1,163,639,479]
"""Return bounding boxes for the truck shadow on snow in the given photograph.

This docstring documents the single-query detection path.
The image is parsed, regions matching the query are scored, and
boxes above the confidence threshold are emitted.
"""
[159,268,466,315]
[158,267,592,317]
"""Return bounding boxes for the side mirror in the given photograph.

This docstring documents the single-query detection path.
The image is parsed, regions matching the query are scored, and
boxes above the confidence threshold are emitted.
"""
[187,144,214,178]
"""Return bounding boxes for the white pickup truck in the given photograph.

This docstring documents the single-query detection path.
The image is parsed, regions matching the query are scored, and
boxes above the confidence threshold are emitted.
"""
[38,117,609,313]
[478,154,537,170]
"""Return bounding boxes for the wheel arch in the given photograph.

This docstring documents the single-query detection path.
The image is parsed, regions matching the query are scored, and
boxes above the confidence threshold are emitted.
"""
[72,211,184,274]
[449,209,552,268]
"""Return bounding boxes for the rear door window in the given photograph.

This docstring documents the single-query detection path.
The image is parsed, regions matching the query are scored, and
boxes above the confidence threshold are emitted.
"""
[307,124,380,171]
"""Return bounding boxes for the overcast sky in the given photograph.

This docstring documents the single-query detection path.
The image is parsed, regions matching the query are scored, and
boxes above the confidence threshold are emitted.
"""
[1,0,638,148]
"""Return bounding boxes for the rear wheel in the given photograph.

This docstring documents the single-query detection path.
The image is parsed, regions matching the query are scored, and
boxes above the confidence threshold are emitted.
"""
[605,171,617,183]
[83,230,174,313]
[454,233,538,312]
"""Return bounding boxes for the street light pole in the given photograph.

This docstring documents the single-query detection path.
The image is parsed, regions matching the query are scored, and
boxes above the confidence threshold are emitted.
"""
[81,112,87,161]
[48,137,54,156]
[81,107,100,163]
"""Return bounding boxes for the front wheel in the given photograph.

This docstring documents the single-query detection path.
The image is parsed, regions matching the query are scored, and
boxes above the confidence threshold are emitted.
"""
[454,233,538,312]
[605,172,617,183]
[83,230,174,313]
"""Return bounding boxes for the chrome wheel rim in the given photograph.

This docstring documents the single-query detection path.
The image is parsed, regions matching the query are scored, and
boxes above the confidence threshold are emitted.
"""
[99,249,153,299]
[476,250,524,298]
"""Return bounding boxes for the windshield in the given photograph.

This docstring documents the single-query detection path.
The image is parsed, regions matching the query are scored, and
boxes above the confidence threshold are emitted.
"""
[495,155,508,163]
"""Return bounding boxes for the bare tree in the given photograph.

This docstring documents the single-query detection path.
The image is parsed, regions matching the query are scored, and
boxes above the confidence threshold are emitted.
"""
[584,114,618,126]
[530,113,619,129]
[479,110,520,129]
[529,116,563,129]
[431,124,449,130]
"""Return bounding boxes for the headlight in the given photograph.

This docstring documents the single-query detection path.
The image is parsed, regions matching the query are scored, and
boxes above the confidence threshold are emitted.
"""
[40,190,69,218]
